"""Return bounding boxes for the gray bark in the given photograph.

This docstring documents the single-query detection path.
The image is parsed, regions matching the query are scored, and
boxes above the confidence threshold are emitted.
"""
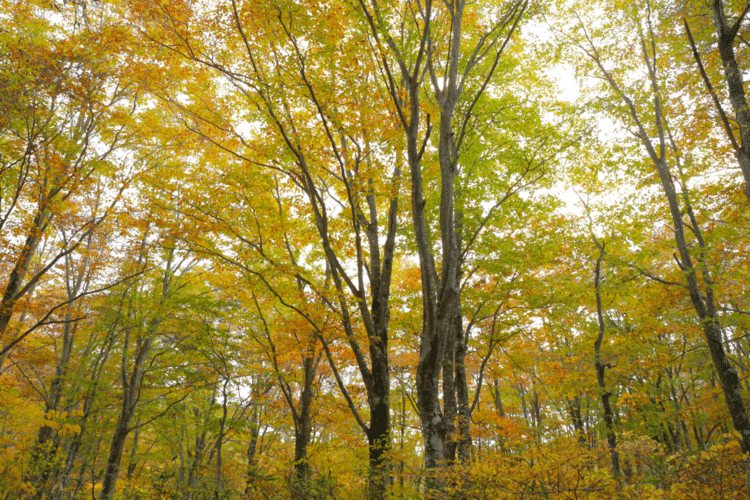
[593,242,620,479]
[711,0,750,202]
[581,12,750,461]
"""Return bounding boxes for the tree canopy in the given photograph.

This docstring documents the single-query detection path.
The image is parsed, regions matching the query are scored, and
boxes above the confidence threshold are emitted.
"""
[2,0,750,499]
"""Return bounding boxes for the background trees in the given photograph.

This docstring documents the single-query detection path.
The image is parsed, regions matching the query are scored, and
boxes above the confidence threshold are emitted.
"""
[2,0,750,498]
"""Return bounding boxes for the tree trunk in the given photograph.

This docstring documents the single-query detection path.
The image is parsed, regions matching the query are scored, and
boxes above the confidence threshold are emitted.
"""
[712,0,750,203]
[100,416,133,500]
[214,377,229,499]
[292,354,315,498]
[568,396,587,446]
[443,328,458,463]
[492,380,506,419]
[245,406,261,496]
[0,209,48,339]
[452,226,472,463]
[455,319,473,462]
[367,338,391,499]
[403,61,448,481]
[593,243,620,479]
[127,424,140,479]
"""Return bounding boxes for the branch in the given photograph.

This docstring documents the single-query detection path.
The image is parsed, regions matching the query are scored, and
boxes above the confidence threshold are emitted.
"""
[1,268,151,357]
[317,334,369,434]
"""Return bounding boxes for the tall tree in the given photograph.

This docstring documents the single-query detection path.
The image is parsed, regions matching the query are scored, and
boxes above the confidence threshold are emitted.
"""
[359,0,533,486]
[129,1,405,496]
[0,0,144,367]
[560,0,750,466]
[704,0,750,202]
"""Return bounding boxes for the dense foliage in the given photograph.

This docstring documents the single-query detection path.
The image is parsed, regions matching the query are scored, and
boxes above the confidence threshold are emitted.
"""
[2,0,750,498]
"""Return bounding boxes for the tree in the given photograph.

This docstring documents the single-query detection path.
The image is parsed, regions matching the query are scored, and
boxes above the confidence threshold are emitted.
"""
[682,0,750,203]
[0,0,142,366]
[127,1,407,496]
[358,0,531,486]
[557,0,750,470]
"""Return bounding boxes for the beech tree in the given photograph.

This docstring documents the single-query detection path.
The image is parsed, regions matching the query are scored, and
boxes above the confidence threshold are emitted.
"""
[4,1,750,499]
[553,0,750,472]
[126,1,407,496]
[357,0,532,483]
[0,0,144,366]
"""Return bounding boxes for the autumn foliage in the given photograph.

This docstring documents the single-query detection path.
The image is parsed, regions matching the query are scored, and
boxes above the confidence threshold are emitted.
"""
[2,0,750,499]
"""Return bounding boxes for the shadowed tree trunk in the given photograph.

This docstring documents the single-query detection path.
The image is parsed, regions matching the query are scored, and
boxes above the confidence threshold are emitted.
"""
[292,353,316,494]
[592,241,620,479]
[245,405,262,495]
[568,396,587,446]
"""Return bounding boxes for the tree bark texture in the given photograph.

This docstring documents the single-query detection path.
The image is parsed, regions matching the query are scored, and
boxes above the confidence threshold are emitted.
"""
[712,0,750,202]
[292,354,315,496]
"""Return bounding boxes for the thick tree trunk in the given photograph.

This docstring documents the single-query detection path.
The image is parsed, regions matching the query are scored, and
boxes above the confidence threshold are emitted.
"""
[416,7,465,486]
[100,416,133,500]
[367,338,391,499]
[712,0,750,202]
[364,189,396,498]
[403,64,447,481]
[530,376,542,440]
[0,210,47,339]
[292,355,315,498]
